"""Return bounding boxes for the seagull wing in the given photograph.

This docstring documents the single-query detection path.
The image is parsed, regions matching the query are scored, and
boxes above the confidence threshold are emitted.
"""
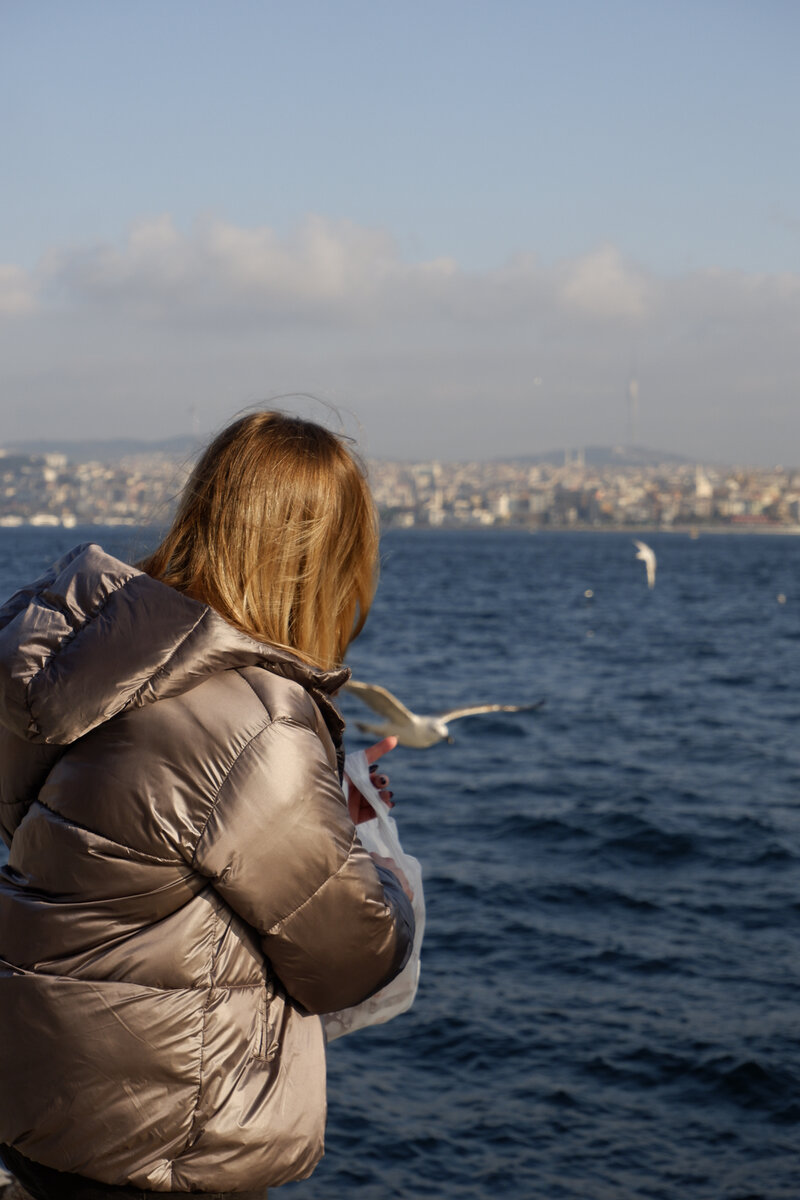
[437,700,546,722]
[344,680,417,722]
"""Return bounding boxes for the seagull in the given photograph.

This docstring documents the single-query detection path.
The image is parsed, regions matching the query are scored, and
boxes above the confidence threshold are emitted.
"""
[633,539,656,589]
[344,680,545,748]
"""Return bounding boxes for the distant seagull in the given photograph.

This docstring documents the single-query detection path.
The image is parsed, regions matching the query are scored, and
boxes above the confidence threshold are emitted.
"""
[633,539,656,589]
[344,680,545,749]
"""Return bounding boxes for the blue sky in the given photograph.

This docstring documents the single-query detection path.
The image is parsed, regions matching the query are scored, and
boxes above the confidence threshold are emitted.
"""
[1,0,799,461]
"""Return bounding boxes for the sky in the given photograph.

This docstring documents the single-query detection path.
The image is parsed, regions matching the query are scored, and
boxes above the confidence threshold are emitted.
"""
[1,0,799,464]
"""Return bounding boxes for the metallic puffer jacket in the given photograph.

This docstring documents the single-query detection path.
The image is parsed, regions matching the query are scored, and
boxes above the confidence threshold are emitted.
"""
[0,544,413,1192]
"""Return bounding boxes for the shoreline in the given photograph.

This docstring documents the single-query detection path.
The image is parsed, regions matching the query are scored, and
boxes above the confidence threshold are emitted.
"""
[2,519,800,537]
[381,522,800,536]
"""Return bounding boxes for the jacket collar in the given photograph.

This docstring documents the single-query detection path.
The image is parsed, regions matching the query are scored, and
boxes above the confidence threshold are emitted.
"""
[0,543,348,746]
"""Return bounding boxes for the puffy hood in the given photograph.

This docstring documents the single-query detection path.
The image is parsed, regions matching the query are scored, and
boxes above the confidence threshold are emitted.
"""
[0,543,348,747]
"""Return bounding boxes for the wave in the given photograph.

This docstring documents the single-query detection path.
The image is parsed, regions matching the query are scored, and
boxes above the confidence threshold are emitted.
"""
[584,1048,800,1117]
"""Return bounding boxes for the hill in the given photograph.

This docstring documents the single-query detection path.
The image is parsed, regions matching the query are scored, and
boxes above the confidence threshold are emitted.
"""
[3,436,201,463]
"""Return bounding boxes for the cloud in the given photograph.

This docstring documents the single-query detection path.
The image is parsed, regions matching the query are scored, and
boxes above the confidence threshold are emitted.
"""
[1,216,799,464]
[24,217,655,329]
[0,265,36,316]
[557,245,652,319]
[39,214,460,321]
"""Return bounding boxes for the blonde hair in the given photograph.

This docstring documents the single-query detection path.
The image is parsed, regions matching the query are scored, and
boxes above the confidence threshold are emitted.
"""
[140,411,379,669]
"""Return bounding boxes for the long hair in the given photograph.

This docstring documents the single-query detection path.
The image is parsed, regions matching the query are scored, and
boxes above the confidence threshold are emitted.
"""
[139,411,379,669]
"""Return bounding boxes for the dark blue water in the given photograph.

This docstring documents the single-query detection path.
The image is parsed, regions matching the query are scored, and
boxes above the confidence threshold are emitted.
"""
[2,528,799,1200]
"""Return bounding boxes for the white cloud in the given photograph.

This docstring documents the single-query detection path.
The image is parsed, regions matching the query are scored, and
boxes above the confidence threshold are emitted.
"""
[0,265,36,316]
[9,220,655,328]
[557,245,651,319]
[1,217,799,464]
[39,214,460,320]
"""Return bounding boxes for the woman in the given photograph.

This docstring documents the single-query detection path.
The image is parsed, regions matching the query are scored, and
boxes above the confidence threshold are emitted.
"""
[0,412,414,1198]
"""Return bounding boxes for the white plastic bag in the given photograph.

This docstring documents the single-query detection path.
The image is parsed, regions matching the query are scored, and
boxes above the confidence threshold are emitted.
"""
[322,750,425,1041]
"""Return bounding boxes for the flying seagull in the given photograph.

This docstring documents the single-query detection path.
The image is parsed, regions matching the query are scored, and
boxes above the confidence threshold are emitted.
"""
[633,539,656,589]
[344,680,545,748]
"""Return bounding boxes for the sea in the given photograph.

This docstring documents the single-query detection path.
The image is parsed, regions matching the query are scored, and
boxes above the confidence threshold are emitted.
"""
[0,526,799,1200]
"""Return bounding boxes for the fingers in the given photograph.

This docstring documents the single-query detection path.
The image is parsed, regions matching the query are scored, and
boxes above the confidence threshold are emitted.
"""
[363,736,398,764]
[347,780,394,825]
[351,794,394,824]
[347,737,399,825]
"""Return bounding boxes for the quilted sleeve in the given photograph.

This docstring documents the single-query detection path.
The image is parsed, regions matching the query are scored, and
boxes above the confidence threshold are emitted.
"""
[190,713,414,1014]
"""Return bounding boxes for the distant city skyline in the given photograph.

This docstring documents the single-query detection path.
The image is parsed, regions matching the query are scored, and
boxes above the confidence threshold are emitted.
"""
[1,2,799,465]
[3,442,799,531]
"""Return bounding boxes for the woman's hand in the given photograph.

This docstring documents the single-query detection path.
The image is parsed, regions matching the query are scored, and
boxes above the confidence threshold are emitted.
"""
[347,736,397,825]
